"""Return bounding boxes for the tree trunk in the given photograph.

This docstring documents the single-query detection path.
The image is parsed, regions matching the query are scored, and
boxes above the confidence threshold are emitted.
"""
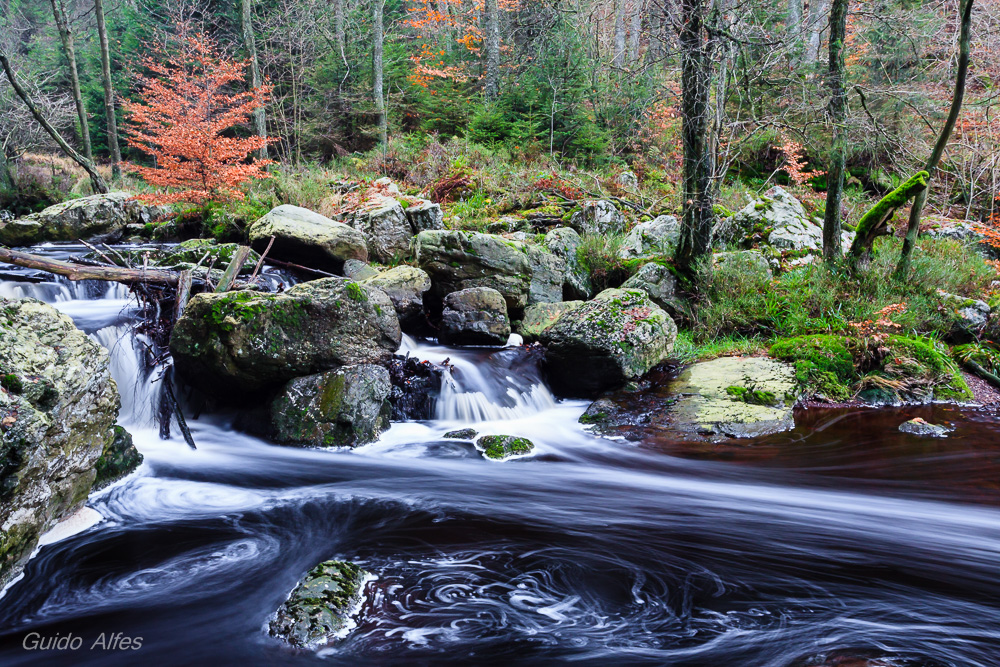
[822,0,848,261]
[0,53,109,194]
[94,0,121,180]
[896,0,974,277]
[373,0,387,146]
[48,0,92,161]
[849,171,928,270]
[613,0,626,67]
[628,0,642,63]
[241,0,266,159]
[788,0,803,60]
[484,0,501,101]
[805,0,829,65]
[334,0,346,58]
[0,246,179,284]
[673,0,717,279]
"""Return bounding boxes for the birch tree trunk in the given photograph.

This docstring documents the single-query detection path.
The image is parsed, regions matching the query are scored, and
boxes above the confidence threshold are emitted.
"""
[241,0,267,159]
[373,0,387,146]
[48,0,92,160]
[94,0,121,180]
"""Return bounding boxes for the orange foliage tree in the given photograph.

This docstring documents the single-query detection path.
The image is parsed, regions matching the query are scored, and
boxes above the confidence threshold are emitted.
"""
[123,26,273,206]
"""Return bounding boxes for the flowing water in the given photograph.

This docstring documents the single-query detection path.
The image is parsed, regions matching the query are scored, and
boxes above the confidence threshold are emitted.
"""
[1,244,1000,666]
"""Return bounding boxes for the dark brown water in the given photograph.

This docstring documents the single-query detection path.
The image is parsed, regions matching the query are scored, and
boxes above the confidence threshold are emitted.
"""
[1,245,999,666]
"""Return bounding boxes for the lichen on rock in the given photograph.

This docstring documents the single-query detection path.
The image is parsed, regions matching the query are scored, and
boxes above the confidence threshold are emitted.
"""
[475,435,535,460]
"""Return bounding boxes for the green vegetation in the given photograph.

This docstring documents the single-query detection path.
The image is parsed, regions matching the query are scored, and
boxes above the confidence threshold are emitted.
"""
[477,435,535,461]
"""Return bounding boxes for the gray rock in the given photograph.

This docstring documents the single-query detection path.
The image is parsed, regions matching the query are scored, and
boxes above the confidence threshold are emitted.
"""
[621,263,685,316]
[404,199,444,233]
[570,200,627,235]
[921,219,980,242]
[249,205,368,270]
[269,560,369,648]
[525,245,565,304]
[715,186,853,252]
[669,356,799,438]
[0,298,137,587]
[938,289,990,333]
[439,287,511,346]
[413,230,563,313]
[618,216,679,259]
[170,278,401,394]
[541,288,677,396]
[360,265,432,328]
[0,192,167,246]
[898,417,952,438]
[712,250,774,280]
[271,364,391,447]
[518,301,584,343]
[350,196,412,263]
[616,171,638,189]
[475,434,535,461]
[443,428,478,439]
[342,259,379,281]
[373,176,401,195]
[544,227,592,300]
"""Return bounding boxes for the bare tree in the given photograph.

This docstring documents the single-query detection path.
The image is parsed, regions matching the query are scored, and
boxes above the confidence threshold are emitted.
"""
[94,0,122,180]
[822,0,848,261]
[613,0,626,67]
[628,0,643,63]
[484,0,500,101]
[47,0,92,160]
[373,0,387,146]
[804,0,829,65]
[241,0,267,158]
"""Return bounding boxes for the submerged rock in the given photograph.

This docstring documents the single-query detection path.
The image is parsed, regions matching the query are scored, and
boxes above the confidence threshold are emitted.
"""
[0,192,167,246]
[439,287,511,346]
[518,301,584,343]
[269,560,369,648]
[249,205,368,270]
[170,278,401,395]
[413,230,563,313]
[443,428,478,440]
[541,288,677,396]
[668,356,799,438]
[0,298,137,587]
[475,435,535,460]
[271,365,391,447]
[387,355,445,421]
[898,417,952,438]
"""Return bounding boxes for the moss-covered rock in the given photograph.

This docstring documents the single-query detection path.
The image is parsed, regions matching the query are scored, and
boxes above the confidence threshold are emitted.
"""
[439,287,511,346]
[544,227,592,300]
[269,560,369,648]
[541,288,677,396]
[0,192,167,246]
[621,263,685,317]
[360,265,432,330]
[443,428,478,440]
[475,434,535,460]
[569,200,626,235]
[668,356,799,438]
[93,426,142,490]
[770,335,857,401]
[618,215,679,259]
[170,278,401,395]
[249,205,368,271]
[271,365,391,447]
[91,239,261,276]
[1,297,123,587]
[518,301,584,343]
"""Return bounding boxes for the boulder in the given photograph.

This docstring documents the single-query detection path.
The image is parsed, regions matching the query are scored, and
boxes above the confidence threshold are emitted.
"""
[475,435,535,461]
[404,199,444,232]
[249,205,368,271]
[360,266,432,329]
[544,227,592,300]
[349,196,412,263]
[170,278,401,395]
[0,298,139,587]
[413,230,563,313]
[938,290,990,335]
[518,301,584,343]
[715,186,853,252]
[541,288,677,396]
[898,417,952,438]
[619,215,680,259]
[0,192,167,246]
[443,428,478,440]
[269,560,369,649]
[342,259,379,281]
[615,171,638,189]
[621,263,685,316]
[439,287,511,346]
[570,200,626,235]
[667,356,799,438]
[271,365,391,447]
[712,250,774,280]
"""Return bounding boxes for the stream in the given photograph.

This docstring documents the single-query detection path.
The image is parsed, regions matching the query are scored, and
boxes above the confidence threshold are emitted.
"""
[1,244,999,666]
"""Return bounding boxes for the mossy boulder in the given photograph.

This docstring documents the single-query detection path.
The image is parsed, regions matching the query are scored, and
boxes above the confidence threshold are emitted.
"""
[668,356,799,438]
[347,196,412,263]
[0,192,167,246]
[898,417,952,438]
[569,200,626,235]
[404,199,444,233]
[715,186,853,252]
[93,426,143,490]
[170,278,401,395]
[360,265,432,330]
[0,297,132,587]
[269,560,369,648]
[770,334,972,404]
[544,227,592,300]
[518,301,584,343]
[271,365,391,447]
[249,205,368,271]
[443,428,478,440]
[618,215,679,259]
[475,434,535,461]
[413,230,563,313]
[439,287,511,346]
[621,263,685,317]
[541,288,677,396]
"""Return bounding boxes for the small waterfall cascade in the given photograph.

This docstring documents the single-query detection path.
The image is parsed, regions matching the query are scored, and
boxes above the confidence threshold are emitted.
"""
[398,335,557,422]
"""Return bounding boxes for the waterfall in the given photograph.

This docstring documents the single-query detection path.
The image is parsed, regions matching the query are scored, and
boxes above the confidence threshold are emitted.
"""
[89,325,163,429]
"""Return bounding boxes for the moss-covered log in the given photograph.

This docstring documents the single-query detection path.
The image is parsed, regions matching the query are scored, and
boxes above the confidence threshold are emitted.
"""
[848,171,928,269]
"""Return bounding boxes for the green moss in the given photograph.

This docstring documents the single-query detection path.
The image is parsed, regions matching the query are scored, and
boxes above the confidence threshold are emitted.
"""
[725,385,778,406]
[770,335,857,400]
[0,374,22,394]
[477,434,535,460]
[318,375,347,415]
[345,282,368,303]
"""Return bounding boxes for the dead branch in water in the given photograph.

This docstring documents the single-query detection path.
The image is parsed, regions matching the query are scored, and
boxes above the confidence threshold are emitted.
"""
[0,245,182,285]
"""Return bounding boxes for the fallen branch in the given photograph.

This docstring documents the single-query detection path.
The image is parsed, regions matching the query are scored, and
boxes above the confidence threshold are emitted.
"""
[0,245,181,284]
[963,359,1000,392]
